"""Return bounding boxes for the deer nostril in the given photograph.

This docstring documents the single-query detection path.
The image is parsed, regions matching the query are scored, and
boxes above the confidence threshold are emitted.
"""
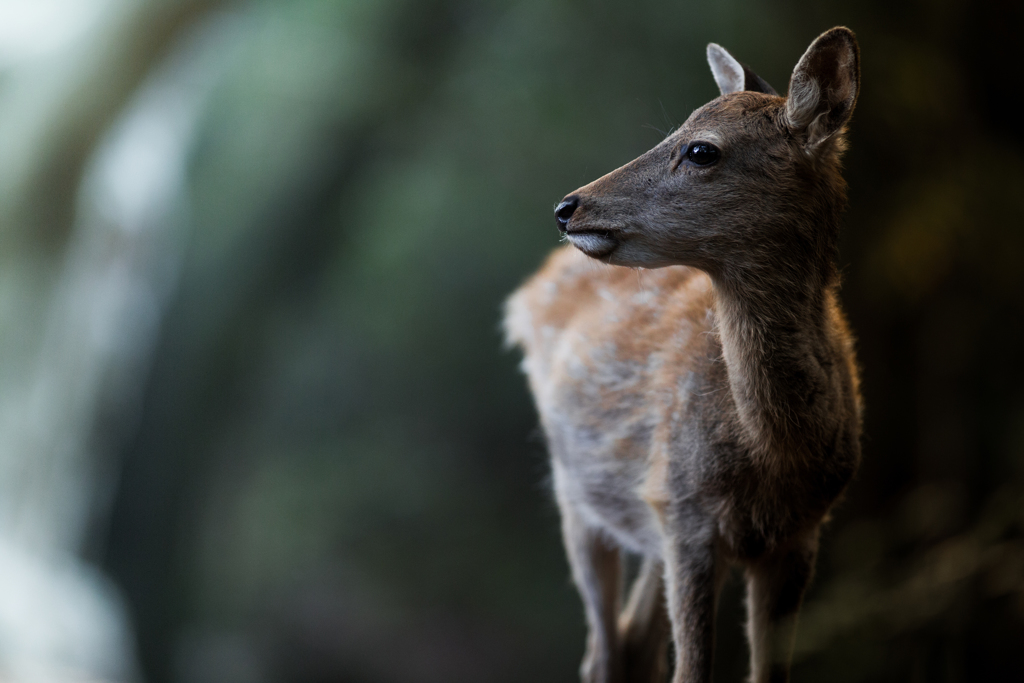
[554,196,579,232]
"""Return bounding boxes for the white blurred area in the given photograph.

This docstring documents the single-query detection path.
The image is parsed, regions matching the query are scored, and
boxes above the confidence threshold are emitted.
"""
[0,1,227,680]
[0,0,111,67]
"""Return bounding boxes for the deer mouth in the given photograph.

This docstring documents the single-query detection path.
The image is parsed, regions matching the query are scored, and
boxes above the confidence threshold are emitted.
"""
[564,229,619,258]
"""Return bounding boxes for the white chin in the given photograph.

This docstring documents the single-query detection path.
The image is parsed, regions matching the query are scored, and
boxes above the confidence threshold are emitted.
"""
[566,232,617,258]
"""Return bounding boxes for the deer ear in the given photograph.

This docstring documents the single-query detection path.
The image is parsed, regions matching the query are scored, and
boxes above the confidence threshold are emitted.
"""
[707,43,778,96]
[786,27,860,148]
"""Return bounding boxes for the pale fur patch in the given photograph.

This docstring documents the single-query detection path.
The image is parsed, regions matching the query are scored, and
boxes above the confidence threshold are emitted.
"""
[786,74,820,131]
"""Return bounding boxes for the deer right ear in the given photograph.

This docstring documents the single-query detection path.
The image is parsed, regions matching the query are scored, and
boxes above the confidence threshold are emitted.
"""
[786,27,860,149]
[707,44,778,96]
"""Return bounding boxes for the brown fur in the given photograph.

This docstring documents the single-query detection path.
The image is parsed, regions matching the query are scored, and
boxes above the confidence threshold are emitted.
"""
[504,28,863,683]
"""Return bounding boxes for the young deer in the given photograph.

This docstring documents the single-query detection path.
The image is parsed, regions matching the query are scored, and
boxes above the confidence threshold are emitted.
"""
[504,27,862,683]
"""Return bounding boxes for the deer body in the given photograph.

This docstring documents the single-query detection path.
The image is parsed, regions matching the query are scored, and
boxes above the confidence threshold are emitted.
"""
[505,28,863,683]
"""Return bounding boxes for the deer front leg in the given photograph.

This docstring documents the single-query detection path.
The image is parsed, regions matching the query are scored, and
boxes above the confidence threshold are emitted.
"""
[744,537,818,683]
[618,555,670,683]
[662,522,723,683]
[555,492,624,683]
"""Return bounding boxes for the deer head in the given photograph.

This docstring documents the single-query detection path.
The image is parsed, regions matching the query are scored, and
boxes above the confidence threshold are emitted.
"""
[555,27,860,287]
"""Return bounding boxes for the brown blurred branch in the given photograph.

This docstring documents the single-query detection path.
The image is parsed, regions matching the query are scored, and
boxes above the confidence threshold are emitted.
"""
[795,484,1024,660]
[0,0,225,252]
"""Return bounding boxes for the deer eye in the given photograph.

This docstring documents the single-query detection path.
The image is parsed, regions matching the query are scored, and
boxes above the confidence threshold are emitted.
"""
[685,142,720,166]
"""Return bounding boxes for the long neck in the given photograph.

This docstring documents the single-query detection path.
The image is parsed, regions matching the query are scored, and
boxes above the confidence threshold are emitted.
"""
[711,262,843,456]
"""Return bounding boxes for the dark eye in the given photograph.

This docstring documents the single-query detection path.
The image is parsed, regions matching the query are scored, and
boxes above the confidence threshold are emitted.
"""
[685,142,720,166]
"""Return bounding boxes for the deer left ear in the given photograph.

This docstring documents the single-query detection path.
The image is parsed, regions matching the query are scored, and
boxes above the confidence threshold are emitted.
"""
[786,27,860,149]
[707,43,777,96]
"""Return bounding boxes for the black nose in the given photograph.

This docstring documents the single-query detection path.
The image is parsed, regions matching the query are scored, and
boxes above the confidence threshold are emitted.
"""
[554,196,579,232]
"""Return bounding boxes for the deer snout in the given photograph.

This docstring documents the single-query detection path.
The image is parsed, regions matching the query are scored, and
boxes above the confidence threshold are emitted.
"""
[554,196,579,232]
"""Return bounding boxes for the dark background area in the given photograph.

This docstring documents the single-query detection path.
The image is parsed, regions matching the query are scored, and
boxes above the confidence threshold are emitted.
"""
[1,0,1021,681]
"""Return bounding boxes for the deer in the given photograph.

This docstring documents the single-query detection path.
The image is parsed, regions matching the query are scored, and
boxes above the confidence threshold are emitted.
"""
[503,27,863,683]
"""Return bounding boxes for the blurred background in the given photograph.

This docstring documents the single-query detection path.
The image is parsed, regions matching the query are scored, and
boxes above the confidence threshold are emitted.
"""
[0,0,1021,681]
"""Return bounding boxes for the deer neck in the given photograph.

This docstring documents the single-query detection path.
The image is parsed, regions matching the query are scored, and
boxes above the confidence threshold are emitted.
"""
[711,261,840,457]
